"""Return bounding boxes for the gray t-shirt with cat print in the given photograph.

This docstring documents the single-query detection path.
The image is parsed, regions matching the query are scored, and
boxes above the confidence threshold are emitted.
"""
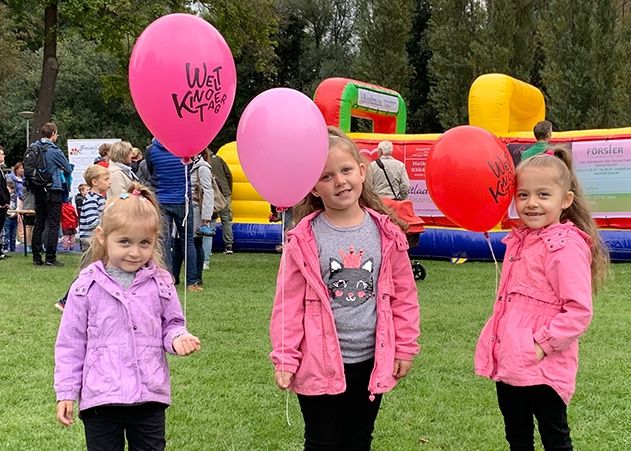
[312,211,382,363]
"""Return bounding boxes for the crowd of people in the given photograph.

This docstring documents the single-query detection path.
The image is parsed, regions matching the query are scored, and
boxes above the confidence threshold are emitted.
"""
[0,122,235,295]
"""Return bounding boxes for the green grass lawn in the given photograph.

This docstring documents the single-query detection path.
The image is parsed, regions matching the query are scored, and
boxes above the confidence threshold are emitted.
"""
[1,252,630,450]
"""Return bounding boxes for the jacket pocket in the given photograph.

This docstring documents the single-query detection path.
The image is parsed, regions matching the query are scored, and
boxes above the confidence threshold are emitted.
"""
[139,345,169,394]
[82,348,112,398]
[294,297,326,390]
[498,328,539,380]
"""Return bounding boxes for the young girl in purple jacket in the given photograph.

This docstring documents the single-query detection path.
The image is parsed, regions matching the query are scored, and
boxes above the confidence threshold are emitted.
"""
[54,182,201,450]
[270,127,421,450]
[475,146,609,450]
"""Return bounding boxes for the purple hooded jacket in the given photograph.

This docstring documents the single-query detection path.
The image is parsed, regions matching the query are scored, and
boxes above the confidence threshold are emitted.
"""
[54,260,188,411]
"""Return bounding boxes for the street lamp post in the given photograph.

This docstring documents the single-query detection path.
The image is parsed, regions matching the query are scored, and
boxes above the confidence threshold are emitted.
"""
[18,111,34,150]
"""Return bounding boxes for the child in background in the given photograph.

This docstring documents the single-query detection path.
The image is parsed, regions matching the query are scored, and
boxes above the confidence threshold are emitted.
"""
[270,127,420,450]
[74,183,89,221]
[54,182,201,450]
[55,166,111,312]
[2,181,18,253]
[475,146,609,450]
[78,165,110,252]
[61,200,78,251]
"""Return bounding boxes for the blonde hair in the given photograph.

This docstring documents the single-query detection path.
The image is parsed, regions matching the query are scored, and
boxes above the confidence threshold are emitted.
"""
[80,182,165,269]
[109,141,134,163]
[131,147,142,160]
[516,145,609,292]
[83,164,109,187]
[293,126,408,231]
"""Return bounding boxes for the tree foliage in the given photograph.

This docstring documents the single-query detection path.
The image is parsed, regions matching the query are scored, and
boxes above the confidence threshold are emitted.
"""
[538,0,619,129]
[427,0,481,128]
[2,0,631,165]
[355,0,413,96]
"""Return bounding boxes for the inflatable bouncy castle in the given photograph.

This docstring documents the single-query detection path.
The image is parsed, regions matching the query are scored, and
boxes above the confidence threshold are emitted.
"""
[216,74,631,261]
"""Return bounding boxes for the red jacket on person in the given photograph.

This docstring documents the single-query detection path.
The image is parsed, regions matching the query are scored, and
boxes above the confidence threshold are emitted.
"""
[61,202,78,230]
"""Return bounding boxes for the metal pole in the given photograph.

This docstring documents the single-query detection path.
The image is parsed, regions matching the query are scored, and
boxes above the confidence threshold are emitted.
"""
[25,119,29,148]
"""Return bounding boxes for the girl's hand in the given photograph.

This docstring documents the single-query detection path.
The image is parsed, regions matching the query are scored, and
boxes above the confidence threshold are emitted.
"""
[173,334,201,355]
[393,359,413,379]
[534,341,545,361]
[56,400,74,426]
[274,371,294,390]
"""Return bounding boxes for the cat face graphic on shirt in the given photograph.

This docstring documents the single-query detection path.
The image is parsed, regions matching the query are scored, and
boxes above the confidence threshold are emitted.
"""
[327,251,374,306]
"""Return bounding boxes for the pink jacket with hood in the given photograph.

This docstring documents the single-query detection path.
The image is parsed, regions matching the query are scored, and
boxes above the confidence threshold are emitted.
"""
[269,208,420,399]
[474,221,593,404]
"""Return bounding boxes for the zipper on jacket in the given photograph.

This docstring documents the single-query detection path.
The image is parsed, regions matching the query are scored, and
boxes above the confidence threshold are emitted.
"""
[489,236,522,377]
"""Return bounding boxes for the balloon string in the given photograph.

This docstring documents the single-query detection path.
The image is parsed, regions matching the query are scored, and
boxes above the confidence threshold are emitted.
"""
[483,232,500,295]
[182,160,189,319]
[280,210,292,426]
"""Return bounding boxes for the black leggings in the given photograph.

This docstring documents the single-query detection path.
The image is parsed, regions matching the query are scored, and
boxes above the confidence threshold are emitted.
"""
[80,402,167,451]
[297,359,382,451]
[496,382,572,451]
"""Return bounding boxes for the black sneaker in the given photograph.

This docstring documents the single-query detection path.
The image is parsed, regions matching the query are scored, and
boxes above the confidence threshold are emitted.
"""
[33,260,44,266]
[224,244,233,254]
[45,260,65,267]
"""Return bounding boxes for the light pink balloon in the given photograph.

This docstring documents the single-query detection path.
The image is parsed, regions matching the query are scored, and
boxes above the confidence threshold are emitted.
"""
[237,88,329,208]
[129,14,236,158]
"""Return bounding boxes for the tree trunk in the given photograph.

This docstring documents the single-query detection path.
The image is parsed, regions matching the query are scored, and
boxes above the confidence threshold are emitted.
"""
[32,2,58,142]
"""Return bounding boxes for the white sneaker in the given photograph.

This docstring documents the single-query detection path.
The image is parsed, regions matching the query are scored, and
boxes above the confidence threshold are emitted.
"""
[203,262,209,270]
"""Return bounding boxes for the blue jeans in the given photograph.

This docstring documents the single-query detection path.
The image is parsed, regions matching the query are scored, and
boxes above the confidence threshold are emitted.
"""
[202,235,213,264]
[3,216,18,251]
[160,203,199,286]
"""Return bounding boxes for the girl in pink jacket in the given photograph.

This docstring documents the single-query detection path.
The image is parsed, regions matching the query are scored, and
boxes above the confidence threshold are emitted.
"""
[475,146,608,450]
[54,183,201,450]
[270,127,420,450]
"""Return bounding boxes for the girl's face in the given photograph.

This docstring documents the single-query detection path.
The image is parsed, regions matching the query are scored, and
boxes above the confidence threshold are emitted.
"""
[98,225,156,272]
[515,166,574,229]
[311,145,366,214]
[16,166,24,177]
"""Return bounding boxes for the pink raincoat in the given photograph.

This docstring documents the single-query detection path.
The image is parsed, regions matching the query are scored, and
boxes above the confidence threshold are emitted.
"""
[269,208,420,399]
[475,221,593,404]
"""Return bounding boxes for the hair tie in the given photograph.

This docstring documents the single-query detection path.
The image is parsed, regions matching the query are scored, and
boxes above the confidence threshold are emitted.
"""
[132,188,141,197]
[544,149,555,156]
[118,193,129,199]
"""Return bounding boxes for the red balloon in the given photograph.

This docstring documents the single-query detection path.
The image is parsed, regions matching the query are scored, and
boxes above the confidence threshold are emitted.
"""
[426,126,514,232]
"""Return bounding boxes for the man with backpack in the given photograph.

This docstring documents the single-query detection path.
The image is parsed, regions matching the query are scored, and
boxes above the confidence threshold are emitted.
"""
[25,122,73,267]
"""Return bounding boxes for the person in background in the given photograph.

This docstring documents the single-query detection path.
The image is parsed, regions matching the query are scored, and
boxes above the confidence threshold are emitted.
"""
[0,146,9,259]
[145,138,202,292]
[56,166,110,312]
[191,148,214,278]
[74,183,89,221]
[54,183,201,450]
[78,165,110,253]
[475,146,609,450]
[6,162,25,243]
[3,181,18,253]
[61,199,78,251]
[521,120,553,161]
[130,147,143,174]
[369,140,410,200]
[211,148,234,254]
[107,141,139,199]
[94,143,110,168]
[30,122,73,267]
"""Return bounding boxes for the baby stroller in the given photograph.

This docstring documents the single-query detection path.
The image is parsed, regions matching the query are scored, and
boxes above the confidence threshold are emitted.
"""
[382,198,427,281]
